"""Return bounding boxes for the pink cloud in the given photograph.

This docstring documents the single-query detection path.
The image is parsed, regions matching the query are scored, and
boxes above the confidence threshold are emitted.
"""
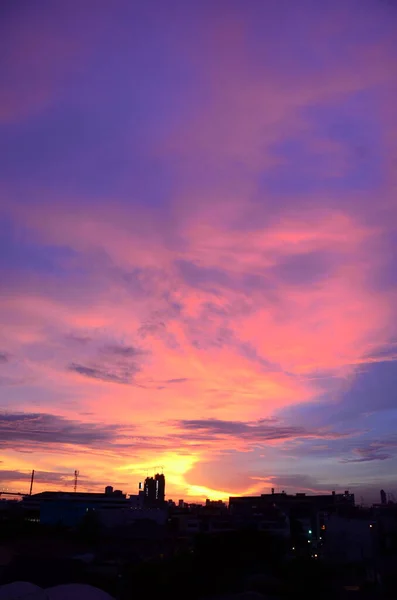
[1,0,397,500]
[1,185,395,498]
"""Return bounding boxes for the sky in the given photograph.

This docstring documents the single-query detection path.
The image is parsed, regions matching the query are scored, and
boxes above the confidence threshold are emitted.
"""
[0,0,397,505]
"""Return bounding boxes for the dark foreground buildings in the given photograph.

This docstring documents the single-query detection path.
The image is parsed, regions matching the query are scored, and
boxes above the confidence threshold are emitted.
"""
[19,475,167,528]
[229,489,355,542]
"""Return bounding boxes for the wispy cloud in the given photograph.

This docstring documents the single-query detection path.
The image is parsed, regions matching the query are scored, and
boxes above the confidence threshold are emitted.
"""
[67,342,146,385]
[101,344,144,357]
[65,333,92,345]
[174,418,357,445]
[68,362,138,385]
[0,469,85,485]
[342,452,392,463]
[341,439,397,463]
[0,412,124,448]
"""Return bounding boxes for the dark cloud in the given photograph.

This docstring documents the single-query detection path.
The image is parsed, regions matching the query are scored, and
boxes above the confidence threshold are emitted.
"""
[0,352,10,363]
[137,312,180,348]
[277,360,397,429]
[176,259,233,291]
[270,250,337,286]
[176,259,274,296]
[0,412,176,455]
[177,251,337,293]
[186,319,276,370]
[67,340,146,385]
[68,362,139,384]
[191,326,234,350]
[65,333,92,344]
[340,439,397,463]
[332,360,397,419]
[180,419,252,436]
[256,429,397,467]
[0,412,123,448]
[166,378,188,384]
[200,302,229,317]
[176,418,351,443]
[138,320,166,338]
[181,304,278,368]
[236,341,279,370]
[102,344,142,357]
[341,453,392,463]
[361,343,397,364]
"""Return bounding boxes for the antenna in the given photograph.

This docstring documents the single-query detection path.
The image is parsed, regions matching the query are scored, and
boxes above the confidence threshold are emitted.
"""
[29,470,35,496]
[74,470,79,493]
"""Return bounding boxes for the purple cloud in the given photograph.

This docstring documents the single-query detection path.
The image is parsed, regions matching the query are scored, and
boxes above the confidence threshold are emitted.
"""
[0,0,396,502]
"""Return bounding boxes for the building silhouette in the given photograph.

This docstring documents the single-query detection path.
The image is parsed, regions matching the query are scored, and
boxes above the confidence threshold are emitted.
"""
[229,489,355,542]
[380,489,387,505]
[144,473,165,507]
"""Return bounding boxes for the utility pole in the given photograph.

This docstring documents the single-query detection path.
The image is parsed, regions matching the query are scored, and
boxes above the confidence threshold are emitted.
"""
[29,470,35,496]
[74,470,79,493]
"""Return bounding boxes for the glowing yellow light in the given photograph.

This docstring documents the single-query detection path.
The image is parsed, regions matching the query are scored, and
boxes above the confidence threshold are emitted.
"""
[118,453,231,500]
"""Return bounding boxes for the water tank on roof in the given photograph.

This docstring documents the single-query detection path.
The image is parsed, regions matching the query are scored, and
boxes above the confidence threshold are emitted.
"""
[105,486,113,495]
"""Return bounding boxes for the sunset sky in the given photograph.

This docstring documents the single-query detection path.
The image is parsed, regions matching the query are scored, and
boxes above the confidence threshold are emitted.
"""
[1,0,397,504]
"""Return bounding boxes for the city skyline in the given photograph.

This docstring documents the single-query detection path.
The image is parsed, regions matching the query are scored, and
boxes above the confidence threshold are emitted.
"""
[1,0,397,504]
